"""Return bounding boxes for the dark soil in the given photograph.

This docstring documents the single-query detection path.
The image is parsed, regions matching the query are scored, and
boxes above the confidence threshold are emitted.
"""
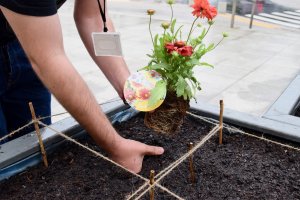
[1,112,300,200]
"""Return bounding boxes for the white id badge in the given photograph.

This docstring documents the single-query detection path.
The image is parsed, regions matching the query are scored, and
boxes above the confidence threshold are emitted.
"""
[92,32,123,57]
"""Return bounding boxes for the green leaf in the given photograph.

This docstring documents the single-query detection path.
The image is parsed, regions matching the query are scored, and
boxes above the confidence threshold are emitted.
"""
[176,76,187,97]
[206,43,214,52]
[199,28,206,40]
[149,63,172,70]
[200,62,214,68]
[190,58,201,66]
[148,80,167,108]
[195,45,206,59]
[170,19,176,34]
[180,30,182,40]
[190,38,198,48]
[165,32,172,42]
[174,25,184,41]
[146,54,154,58]
[154,34,159,47]
[191,76,201,91]
[138,66,149,71]
[183,93,187,100]
[184,85,193,100]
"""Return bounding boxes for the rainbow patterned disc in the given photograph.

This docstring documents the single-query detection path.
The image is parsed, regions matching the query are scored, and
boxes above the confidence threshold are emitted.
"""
[123,70,166,112]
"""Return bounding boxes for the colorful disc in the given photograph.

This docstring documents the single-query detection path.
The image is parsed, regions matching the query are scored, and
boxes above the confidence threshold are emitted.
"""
[123,70,166,112]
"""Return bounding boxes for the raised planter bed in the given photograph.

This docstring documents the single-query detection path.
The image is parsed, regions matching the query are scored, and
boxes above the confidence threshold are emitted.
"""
[263,75,300,129]
[1,111,299,199]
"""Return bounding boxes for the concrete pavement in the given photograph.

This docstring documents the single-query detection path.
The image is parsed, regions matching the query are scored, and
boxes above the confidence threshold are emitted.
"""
[270,0,300,10]
[53,0,300,122]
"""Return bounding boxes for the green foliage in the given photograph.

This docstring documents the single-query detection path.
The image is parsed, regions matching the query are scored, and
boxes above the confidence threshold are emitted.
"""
[142,2,227,101]
[148,80,167,108]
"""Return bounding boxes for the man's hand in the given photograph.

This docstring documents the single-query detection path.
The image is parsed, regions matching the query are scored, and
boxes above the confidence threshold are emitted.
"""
[110,138,164,173]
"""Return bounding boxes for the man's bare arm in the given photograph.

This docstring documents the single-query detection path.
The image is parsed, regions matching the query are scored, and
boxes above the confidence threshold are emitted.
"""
[0,6,122,152]
[74,0,130,99]
[0,6,163,173]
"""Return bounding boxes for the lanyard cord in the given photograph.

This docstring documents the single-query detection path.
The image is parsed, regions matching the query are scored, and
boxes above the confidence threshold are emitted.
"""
[96,0,108,32]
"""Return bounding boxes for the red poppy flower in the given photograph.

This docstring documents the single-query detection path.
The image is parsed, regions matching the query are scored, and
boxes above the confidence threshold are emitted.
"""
[191,0,217,20]
[177,45,193,56]
[139,88,151,100]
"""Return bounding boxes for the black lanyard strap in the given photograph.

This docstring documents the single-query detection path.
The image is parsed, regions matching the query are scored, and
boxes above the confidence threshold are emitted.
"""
[96,0,108,32]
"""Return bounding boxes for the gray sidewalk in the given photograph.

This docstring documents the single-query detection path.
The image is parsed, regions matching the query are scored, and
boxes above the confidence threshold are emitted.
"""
[54,0,300,121]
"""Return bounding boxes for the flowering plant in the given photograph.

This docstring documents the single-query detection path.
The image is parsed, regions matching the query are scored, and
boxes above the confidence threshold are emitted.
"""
[142,0,227,105]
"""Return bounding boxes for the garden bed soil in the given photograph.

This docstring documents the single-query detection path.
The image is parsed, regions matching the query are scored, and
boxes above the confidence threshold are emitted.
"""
[1,112,300,199]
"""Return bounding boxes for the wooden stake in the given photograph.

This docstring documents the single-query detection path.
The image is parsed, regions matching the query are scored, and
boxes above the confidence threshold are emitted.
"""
[188,142,196,183]
[219,100,224,145]
[29,102,48,168]
[149,170,155,200]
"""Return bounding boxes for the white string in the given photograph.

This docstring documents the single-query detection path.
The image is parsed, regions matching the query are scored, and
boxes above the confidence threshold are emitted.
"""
[187,112,300,152]
[3,108,299,200]
[127,125,219,200]
[39,121,185,200]
[0,120,34,142]
[38,121,148,181]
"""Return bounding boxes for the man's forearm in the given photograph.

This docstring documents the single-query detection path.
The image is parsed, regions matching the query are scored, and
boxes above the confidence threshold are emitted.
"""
[33,54,122,152]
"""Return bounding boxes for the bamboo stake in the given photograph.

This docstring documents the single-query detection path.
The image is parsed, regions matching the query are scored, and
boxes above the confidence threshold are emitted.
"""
[188,142,196,183]
[29,102,48,167]
[219,100,224,145]
[149,170,155,200]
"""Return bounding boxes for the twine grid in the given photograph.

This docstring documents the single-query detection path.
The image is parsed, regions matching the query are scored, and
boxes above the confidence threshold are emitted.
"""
[1,104,300,199]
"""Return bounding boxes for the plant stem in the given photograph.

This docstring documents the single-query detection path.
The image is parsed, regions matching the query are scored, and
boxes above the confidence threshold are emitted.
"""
[212,37,225,50]
[169,4,174,24]
[203,24,212,39]
[186,17,199,43]
[149,15,154,47]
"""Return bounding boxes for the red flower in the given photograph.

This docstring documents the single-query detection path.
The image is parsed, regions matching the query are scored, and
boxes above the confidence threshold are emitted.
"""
[177,45,193,56]
[139,88,151,100]
[165,42,193,57]
[174,41,186,48]
[165,43,176,54]
[191,0,217,20]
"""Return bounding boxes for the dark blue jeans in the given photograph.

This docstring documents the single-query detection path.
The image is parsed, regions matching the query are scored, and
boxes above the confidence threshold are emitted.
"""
[0,39,51,143]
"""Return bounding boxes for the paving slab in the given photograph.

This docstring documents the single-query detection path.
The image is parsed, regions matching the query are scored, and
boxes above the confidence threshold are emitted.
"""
[54,0,300,122]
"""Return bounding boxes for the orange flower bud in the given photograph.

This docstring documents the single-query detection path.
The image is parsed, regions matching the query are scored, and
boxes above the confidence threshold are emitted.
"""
[147,9,155,15]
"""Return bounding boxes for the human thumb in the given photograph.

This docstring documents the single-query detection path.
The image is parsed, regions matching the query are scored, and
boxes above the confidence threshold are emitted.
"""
[144,145,164,156]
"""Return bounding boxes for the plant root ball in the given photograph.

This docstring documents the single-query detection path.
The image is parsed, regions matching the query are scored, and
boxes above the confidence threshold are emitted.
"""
[144,91,189,134]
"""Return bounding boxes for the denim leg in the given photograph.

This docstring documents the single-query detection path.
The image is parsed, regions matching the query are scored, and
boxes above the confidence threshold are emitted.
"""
[2,40,51,140]
[0,103,8,144]
[0,45,8,142]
